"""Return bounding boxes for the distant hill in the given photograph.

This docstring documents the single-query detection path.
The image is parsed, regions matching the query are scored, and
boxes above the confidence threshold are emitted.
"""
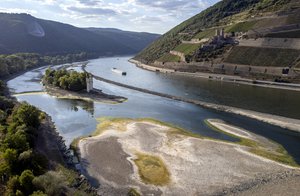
[0,13,160,56]
[86,28,160,53]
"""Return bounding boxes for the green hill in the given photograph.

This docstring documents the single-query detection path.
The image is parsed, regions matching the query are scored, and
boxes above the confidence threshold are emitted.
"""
[134,0,298,63]
[0,13,159,56]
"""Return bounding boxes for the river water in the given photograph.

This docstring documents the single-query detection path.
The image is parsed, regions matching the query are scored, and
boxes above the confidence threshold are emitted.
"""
[7,56,300,164]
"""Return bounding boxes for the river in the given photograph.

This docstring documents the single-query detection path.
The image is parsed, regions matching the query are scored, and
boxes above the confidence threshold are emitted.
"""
[7,56,300,164]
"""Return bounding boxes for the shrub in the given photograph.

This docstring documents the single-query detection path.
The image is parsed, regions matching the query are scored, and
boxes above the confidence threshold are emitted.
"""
[11,104,40,128]
[33,171,68,196]
[19,170,35,194]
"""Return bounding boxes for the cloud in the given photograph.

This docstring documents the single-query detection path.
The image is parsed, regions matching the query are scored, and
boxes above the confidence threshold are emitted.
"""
[132,0,206,11]
[0,7,37,14]
[78,0,103,6]
[131,15,163,24]
[67,6,117,16]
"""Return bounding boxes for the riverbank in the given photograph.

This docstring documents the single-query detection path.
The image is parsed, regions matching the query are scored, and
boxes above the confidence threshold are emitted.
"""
[129,59,300,92]
[44,85,126,104]
[75,118,299,195]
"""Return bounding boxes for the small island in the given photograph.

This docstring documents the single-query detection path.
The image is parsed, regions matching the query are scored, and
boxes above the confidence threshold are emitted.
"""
[43,68,126,103]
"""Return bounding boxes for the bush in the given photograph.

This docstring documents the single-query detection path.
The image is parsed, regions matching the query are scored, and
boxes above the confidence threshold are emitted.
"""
[19,170,35,194]
[33,171,68,196]
[6,176,21,194]
[11,104,40,128]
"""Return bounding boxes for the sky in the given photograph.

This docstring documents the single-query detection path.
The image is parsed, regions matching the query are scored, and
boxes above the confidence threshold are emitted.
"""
[0,0,220,34]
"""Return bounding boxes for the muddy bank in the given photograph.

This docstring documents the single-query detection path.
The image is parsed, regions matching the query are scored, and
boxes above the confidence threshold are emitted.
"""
[44,85,126,104]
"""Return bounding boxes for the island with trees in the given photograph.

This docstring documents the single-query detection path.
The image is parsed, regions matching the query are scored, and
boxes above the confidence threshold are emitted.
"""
[43,68,126,103]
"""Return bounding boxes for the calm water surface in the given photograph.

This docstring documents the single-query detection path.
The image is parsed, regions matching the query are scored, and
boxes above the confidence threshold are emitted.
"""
[86,56,300,119]
[8,56,300,164]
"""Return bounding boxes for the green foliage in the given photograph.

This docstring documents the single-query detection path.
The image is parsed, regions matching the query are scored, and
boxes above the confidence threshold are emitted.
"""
[6,176,21,195]
[3,148,18,166]
[4,129,30,153]
[255,0,291,11]
[0,101,48,194]
[174,43,201,55]
[30,191,47,196]
[128,188,141,196]
[225,20,258,33]
[0,52,90,79]
[44,68,87,92]
[0,96,14,111]
[0,109,6,123]
[11,104,40,128]
[19,170,35,194]
[194,28,216,39]
[16,190,25,196]
[157,53,181,62]
[33,171,68,196]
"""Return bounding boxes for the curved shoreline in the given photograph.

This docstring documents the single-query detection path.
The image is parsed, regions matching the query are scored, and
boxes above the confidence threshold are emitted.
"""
[82,64,300,133]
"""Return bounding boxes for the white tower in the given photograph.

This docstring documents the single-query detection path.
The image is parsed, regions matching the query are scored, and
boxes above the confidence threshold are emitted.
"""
[86,74,93,93]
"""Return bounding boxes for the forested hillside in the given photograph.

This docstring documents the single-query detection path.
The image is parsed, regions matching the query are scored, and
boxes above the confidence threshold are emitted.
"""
[0,13,159,55]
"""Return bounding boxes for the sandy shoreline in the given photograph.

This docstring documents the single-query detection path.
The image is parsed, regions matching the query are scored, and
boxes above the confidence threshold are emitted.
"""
[44,85,126,104]
[77,118,299,195]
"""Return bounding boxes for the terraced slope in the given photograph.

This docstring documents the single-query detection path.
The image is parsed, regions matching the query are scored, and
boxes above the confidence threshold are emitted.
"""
[134,0,297,63]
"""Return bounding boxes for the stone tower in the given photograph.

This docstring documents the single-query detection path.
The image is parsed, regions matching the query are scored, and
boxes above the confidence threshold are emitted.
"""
[86,74,93,93]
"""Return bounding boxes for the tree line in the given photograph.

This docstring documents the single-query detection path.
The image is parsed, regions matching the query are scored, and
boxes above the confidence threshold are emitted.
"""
[43,69,87,92]
[0,52,89,79]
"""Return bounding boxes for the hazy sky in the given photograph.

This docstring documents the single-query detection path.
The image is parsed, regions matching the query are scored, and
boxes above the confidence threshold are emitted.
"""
[0,0,220,34]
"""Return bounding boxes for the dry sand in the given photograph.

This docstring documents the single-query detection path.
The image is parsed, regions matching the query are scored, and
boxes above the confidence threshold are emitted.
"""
[78,119,299,195]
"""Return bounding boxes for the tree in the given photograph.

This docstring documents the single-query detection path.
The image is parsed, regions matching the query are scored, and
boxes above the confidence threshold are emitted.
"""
[12,104,40,128]
[33,171,68,196]
[3,148,18,173]
[4,129,30,153]
[6,175,20,194]
[19,170,35,194]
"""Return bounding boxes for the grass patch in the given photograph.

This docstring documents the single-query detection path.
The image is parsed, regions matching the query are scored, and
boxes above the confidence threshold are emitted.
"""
[93,117,132,136]
[137,118,203,139]
[127,188,141,196]
[173,43,201,55]
[225,20,257,33]
[134,153,170,186]
[157,53,181,62]
[225,46,300,67]
[204,119,298,167]
[194,28,216,39]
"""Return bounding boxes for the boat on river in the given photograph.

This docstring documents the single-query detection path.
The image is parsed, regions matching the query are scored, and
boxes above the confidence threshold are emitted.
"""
[112,67,126,76]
